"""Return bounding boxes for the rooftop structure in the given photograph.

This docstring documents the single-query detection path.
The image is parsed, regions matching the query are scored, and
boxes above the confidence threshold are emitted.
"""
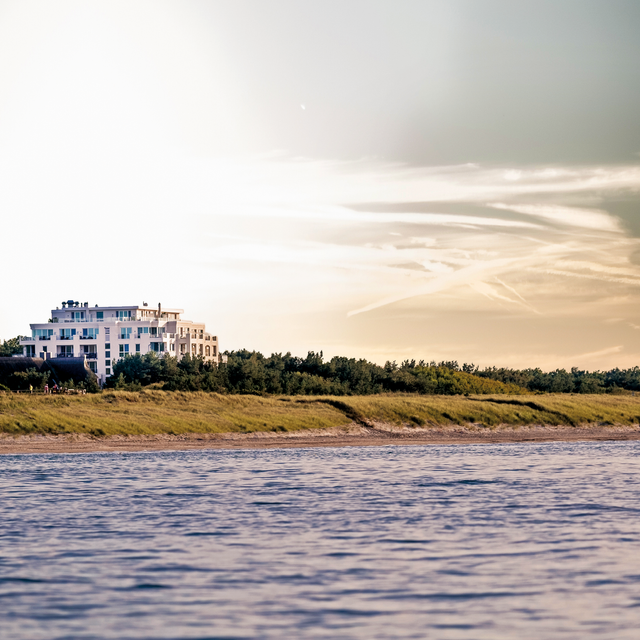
[19,300,225,385]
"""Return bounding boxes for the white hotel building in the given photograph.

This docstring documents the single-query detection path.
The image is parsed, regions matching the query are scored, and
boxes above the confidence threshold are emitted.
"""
[20,301,225,384]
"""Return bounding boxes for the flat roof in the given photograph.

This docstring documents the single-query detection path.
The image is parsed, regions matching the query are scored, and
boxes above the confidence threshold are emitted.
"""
[52,306,184,313]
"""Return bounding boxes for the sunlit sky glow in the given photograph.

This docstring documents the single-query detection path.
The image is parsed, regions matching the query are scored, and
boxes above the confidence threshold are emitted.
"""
[1,0,640,369]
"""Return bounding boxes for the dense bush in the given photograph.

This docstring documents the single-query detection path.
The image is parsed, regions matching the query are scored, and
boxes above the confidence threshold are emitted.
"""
[0,337,22,357]
[474,364,640,394]
[107,351,523,395]
[107,353,228,392]
[3,368,50,391]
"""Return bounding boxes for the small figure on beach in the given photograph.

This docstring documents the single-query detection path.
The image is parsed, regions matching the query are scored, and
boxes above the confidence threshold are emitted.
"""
[29,384,33,394]
[44,384,49,394]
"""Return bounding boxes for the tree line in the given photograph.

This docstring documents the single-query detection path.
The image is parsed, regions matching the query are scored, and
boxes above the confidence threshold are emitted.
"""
[106,350,640,395]
[3,335,640,394]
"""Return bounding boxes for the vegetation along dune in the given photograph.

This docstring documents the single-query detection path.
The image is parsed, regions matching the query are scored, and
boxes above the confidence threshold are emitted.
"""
[2,391,640,454]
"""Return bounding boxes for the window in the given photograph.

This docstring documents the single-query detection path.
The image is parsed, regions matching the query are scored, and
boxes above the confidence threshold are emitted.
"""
[59,328,75,339]
[105,350,110,358]
[119,344,129,356]
[117,310,131,320]
[81,328,98,339]
[192,344,197,355]
[137,326,149,338]
[149,327,158,336]
[106,368,111,375]
[149,342,165,352]
[105,327,110,336]
[170,343,175,352]
[213,346,217,356]
[105,360,111,366]
[34,329,54,339]
[205,345,210,356]
[119,327,132,339]
[72,311,84,321]
[135,344,140,352]
[105,343,111,350]
[96,311,103,320]
[88,362,97,373]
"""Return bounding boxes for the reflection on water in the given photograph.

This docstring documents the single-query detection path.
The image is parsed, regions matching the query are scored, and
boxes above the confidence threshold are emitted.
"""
[2,442,640,639]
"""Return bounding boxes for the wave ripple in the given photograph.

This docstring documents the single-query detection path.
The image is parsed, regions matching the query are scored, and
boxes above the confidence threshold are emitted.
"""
[2,442,640,638]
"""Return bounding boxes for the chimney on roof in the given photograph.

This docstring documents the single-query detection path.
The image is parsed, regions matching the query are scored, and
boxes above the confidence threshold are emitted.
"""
[158,302,162,318]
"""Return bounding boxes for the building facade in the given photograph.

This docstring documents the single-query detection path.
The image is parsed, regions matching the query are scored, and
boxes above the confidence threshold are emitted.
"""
[19,300,225,385]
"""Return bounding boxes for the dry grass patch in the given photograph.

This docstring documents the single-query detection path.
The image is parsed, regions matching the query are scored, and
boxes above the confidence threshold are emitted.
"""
[2,391,640,437]
[0,391,350,436]
[301,394,640,428]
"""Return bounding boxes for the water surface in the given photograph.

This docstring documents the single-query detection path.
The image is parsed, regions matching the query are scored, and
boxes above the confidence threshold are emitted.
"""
[2,442,640,639]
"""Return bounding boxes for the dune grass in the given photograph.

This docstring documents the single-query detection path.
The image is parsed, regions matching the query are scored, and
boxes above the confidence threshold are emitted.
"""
[1,391,640,437]
[335,394,640,428]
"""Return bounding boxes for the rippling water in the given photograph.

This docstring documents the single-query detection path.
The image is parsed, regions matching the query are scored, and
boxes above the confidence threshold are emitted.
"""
[2,442,640,639]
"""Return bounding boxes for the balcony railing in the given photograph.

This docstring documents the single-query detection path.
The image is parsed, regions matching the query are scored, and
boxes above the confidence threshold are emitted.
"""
[38,336,51,341]
[79,336,98,340]
[21,337,35,342]
[56,353,75,358]
[59,335,73,340]
[83,353,98,359]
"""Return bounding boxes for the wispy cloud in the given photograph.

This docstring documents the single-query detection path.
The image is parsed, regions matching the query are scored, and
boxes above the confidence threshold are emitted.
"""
[150,156,640,325]
[488,203,621,232]
[2,144,640,367]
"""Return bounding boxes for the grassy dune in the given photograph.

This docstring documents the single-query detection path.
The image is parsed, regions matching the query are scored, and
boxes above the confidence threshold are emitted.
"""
[1,391,640,437]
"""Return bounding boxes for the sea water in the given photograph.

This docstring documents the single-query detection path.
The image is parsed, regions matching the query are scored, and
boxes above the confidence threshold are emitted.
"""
[2,442,640,639]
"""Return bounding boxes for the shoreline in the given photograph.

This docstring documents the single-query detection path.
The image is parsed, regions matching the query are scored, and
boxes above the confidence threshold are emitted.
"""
[2,422,640,454]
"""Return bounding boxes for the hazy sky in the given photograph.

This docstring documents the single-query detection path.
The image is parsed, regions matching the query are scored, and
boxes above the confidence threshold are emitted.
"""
[1,0,640,369]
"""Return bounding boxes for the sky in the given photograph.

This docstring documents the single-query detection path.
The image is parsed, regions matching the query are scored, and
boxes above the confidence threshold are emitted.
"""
[1,0,639,370]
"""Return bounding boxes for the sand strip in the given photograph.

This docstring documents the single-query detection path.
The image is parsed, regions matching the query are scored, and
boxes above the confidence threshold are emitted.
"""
[2,422,640,454]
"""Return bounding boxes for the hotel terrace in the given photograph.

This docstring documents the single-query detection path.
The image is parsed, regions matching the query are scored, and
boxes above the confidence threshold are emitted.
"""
[19,300,225,384]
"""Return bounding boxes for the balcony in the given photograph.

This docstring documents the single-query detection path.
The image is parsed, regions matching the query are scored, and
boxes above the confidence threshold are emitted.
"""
[56,353,75,358]
[38,336,51,341]
[21,337,35,342]
[83,353,98,360]
[79,336,98,340]
[59,335,74,340]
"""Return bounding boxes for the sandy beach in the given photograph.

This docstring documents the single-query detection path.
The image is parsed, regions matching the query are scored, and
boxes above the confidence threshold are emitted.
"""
[2,421,640,454]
